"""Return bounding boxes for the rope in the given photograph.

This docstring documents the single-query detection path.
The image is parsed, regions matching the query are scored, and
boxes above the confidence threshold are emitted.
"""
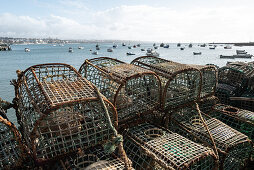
[195,102,219,160]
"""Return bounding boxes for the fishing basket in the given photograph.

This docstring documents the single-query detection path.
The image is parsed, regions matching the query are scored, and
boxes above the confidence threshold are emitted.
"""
[46,145,128,170]
[131,56,202,110]
[169,103,252,169]
[123,123,217,170]
[79,57,161,125]
[15,63,130,168]
[0,115,25,169]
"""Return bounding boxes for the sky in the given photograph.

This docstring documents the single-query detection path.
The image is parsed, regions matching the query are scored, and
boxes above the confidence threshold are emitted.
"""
[0,0,254,42]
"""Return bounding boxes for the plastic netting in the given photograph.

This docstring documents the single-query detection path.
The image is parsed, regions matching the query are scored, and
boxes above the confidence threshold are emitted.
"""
[131,56,202,110]
[16,63,126,165]
[123,123,217,170]
[169,104,252,169]
[47,145,128,170]
[79,57,161,124]
[0,115,24,169]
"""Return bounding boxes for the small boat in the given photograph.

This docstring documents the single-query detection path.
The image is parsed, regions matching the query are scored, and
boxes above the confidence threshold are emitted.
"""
[113,44,118,48]
[96,47,100,50]
[107,48,113,52]
[128,46,132,49]
[188,43,193,48]
[68,47,73,52]
[200,44,206,47]
[141,48,146,51]
[177,43,181,47]
[133,45,137,48]
[224,45,232,49]
[160,43,165,47]
[164,44,169,48]
[236,50,247,54]
[209,46,216,49]
[126,52,135,55]
[180,47,185,50]
[96,44,99,48]
[122,43,126,46]
[78,46,84,49]
[24,48,30,52]
[146,48,160,57]
[137,43,141,47]
[52,44,56,47]
[193,52,202,55]
[92,51,98,55]
[154,46,159,49]
[153,43,156,46]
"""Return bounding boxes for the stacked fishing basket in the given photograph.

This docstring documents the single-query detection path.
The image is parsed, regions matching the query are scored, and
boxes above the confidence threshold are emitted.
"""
[79,57,218,169]
[131,56,253,169]
[11,63,131,169]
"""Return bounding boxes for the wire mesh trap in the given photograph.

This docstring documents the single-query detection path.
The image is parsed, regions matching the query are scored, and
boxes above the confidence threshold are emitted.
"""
[131,56,202,110]
[47,145,129,170]
[169,104,252,169]
[15,63,130,167]
[79,57,161,125]
[123,123,217,170]
[0,115,25,169]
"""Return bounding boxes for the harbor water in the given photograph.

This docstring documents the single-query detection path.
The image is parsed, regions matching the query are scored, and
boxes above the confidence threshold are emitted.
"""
[1,42,254,125]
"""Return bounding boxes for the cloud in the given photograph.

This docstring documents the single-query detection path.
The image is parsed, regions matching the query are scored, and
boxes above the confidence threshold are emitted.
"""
[0,4,253,42]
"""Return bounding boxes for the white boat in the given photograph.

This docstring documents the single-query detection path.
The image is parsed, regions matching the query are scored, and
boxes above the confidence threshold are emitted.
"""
[107,48,113,52]
[78,46,84,49]
[113,44,118,48]
[122,43,126,46]
[146,48,160,57]
[24,48,30,52]
[92,51,98,55]
[68,47,73,52]
[224,45,232,49]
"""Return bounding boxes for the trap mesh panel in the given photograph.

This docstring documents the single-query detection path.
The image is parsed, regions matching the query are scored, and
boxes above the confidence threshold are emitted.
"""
[131,56,201,110]
[210,104,254,142]
[123,123,217,170]
[17,63,119,164]
[198,96,219,113]
[188,64,217,99]
[0,115,24,169]
[169,105,252,169]
[216,66,247,105]
[79,57,161,124]
[47,145,127,170]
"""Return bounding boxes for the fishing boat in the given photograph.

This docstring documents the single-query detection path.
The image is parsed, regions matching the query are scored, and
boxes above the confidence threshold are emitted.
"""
[180,47,185,50]
[137,43,141,47]
[128,46,132,49]
[68,47,73,52]
[160,43,165,47]
[236,50,247,54]
[224,45,232,49]
[193,52,202,55]
[92,51,98,55]
[126,52,135,55]
[24,48,30,52]
[200,43,206,47]
[107,48,113,52]
[154,46,159,49]
[113,44,118,48]
[209,46,216,49]
[188,43,193,48]
[133,45,137,48]
[177,43,181,47]
[78,46,84,49]
[96,46,100,50]
[146,48,160,57]
[122,43,126,46]
[164,44,169,48]
[141,48,146,51]
[153,43,156,46]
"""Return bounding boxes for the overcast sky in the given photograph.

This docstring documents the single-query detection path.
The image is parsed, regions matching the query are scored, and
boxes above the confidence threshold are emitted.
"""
[0,0,253,42]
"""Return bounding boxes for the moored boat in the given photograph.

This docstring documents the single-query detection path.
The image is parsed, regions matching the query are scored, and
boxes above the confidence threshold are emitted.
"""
[68,47,73,52]
[126,52,135,55]
[92,51,98,55]
[107,48,113,52]
[24,48,30,52]
[193,52,202,55]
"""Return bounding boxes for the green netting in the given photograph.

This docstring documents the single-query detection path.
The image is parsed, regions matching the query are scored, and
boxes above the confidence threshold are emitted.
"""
[169,104,252,169]
[16,63,123,164]
[131,56,202,110]
[0,115,24,169]
[123,123,217,170]
[79,57,161,124]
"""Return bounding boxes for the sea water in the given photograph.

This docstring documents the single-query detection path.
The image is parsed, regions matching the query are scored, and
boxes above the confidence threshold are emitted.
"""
[1,42,254,125]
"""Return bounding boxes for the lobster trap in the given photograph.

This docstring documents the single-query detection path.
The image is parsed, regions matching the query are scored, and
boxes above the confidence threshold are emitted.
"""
[123,123,217,170]
[79,57,161,125]
[0,115,25,169]
[169,104,252,169]
[15,63,130,168]
[131,56,202,110]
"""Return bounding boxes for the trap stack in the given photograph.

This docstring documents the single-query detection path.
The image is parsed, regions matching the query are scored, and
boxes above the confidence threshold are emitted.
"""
[79,57,218,169]
[170,104,252,169]
[131,56,202,110]
[0,115,25,169]
[15,63,131,169]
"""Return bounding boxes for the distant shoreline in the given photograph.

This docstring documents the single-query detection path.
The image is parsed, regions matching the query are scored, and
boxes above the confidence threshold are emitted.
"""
[210,42,254,46]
